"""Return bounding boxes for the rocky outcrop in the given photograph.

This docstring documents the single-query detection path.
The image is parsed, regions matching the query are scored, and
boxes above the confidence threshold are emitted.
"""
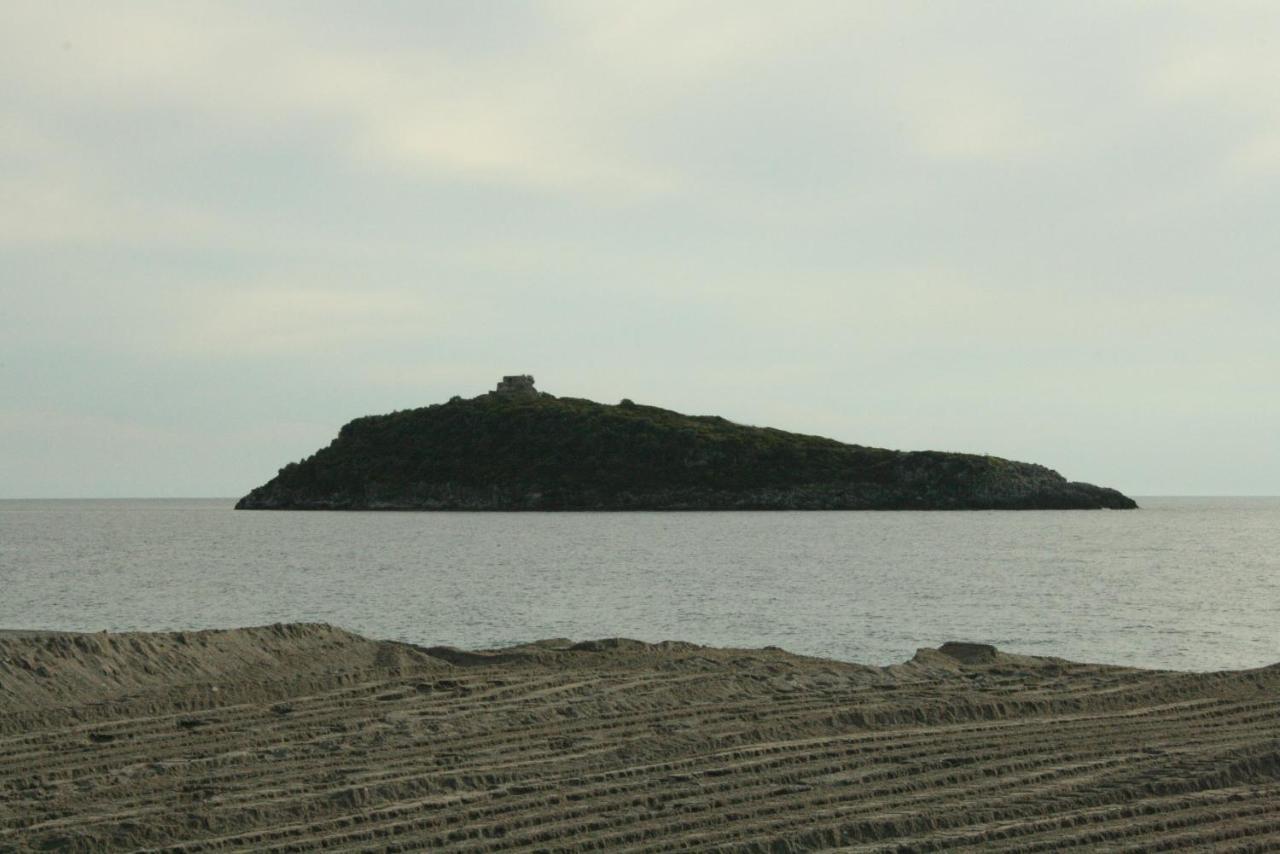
[236,386,1137,511]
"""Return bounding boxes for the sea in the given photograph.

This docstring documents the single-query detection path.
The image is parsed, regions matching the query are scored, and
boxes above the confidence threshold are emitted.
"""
[1,497,1276,672]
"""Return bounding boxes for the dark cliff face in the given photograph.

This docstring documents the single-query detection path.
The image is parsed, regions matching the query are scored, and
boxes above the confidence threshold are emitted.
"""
[235,393,1138,511]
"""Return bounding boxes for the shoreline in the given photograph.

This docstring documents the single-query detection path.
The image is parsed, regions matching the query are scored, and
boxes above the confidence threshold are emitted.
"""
[4,624,1279,850]
[3,622,1275,673]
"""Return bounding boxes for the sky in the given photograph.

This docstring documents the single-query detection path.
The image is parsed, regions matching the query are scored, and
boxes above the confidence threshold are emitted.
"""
[3,1,1278,498]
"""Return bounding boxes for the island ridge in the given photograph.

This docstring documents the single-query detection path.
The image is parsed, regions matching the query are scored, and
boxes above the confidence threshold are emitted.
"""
[237,376,1137,511]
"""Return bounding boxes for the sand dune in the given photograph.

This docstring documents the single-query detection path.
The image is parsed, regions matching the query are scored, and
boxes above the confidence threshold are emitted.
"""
[2,626,1278,851]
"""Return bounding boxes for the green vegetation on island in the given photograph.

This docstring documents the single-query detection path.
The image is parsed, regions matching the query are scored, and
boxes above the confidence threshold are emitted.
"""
[236,376,1137,511]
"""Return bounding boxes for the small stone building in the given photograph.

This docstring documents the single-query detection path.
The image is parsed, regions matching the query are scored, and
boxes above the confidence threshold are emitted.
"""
[494,374,537,396]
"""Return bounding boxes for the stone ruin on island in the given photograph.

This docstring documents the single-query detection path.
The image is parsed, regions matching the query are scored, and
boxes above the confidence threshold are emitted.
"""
[493,374,538,397]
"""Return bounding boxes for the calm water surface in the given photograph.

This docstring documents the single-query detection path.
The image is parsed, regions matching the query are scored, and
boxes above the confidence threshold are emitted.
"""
[1,498,1276,671]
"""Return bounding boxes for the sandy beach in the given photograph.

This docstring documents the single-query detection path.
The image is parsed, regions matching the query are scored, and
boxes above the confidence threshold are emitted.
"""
[2,624,1278,852]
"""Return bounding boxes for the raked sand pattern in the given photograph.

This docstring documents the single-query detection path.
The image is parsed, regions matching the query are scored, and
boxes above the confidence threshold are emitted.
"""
[2,624,1279,852]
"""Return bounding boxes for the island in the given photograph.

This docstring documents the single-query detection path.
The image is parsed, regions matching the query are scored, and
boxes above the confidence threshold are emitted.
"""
[236,375,1137,511]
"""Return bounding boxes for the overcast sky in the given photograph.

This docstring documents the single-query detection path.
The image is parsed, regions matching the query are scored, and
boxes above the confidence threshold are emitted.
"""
[3,2,1278,498]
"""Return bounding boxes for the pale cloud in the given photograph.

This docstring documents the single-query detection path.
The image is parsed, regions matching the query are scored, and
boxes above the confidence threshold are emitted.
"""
[1227,133,1280,177]
[167,285,440,357]
[0,161,241,251]
[2,3,1279,495]
[551,1,829,82]
[895,70,1050,163]
[0,405,334,497]
[1144,10,1280,179]
[711,265,1224,358]
[2,2,678,214]
[355,89,676,199]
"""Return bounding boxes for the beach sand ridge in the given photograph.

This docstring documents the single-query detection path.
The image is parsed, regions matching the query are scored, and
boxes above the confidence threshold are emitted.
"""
[2,625,1278,851]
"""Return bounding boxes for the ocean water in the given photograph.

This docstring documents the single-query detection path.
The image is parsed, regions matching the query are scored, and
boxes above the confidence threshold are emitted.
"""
[0,497,1276,671]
